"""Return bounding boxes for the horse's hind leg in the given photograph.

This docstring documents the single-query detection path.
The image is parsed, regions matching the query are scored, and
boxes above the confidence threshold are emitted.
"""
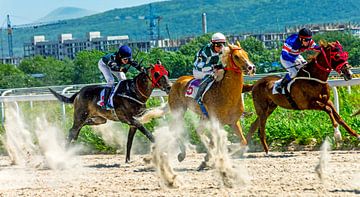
[325,101,360,139]
[246,117,260,144]
[126,126,137,163]
[67,110,88,144]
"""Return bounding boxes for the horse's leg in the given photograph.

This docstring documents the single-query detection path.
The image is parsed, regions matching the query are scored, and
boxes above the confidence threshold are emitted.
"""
[325,101,360,139]
[318,101,342,141]
[67,110,88,144]
[126,126,137,163]
[129,118,155,143]
[231,120,247,145]
[246,117,260,144]
[258,115,270,154]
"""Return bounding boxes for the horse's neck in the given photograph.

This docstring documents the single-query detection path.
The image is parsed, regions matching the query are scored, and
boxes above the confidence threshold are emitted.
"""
[298,61,330,81]
[219,70,243,97]
[134,73,154,99]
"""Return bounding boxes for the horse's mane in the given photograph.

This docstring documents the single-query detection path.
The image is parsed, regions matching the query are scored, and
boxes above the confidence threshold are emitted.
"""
[221,46,230,66]
[306,40,330,63]
[221,44,243,66]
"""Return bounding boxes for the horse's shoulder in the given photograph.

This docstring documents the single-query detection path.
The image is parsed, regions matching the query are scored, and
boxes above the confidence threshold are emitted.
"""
[176,75,193,83]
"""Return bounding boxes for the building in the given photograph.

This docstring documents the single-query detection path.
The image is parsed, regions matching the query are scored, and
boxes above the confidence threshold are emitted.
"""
[23,32,129,60]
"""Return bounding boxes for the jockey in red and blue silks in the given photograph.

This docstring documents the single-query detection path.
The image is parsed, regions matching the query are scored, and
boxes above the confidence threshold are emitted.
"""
[275,28,320,93]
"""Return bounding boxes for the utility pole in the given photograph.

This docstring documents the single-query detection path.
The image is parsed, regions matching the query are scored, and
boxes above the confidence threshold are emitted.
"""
[7,15,13,57]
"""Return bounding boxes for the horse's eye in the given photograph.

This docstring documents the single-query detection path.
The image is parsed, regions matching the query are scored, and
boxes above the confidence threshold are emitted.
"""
[154,72,160,78]
[335,54,340,59]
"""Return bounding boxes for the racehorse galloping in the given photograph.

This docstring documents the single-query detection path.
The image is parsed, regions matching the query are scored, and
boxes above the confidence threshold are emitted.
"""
[50,63,171,163]
[245,41,360,154]
[168,43,255,164]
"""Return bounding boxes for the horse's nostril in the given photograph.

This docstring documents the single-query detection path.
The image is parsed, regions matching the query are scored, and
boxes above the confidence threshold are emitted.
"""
[248,66,253,70]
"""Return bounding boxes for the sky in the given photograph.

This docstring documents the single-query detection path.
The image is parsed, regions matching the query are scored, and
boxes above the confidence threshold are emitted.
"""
[0,0,166,26]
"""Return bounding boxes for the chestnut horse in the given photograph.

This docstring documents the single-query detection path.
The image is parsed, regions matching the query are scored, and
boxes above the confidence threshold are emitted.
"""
[245,41,360,154]
[167,43,255,164]
[50,64,171,163]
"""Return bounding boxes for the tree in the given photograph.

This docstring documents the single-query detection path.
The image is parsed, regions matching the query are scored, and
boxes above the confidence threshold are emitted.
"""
[0,64,35,88]
[73,50,105,84]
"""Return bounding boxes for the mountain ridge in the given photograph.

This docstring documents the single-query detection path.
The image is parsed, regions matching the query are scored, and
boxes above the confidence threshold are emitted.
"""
[4,0,360,56]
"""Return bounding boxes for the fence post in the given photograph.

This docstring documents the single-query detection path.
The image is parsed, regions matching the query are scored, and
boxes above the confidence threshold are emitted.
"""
[1,90,13,125]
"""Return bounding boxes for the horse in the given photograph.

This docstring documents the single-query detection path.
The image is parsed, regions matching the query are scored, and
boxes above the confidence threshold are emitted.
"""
[142,43,255,168]
[49,63,172,163]
[245,41,360,154]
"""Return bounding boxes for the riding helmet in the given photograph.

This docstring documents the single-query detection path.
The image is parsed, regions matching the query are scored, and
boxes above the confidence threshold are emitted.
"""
[211,32,226,43]
[118,45,132,58]
[298,28,312,39]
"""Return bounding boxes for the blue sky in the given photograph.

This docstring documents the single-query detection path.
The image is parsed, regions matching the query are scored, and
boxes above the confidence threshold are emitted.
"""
[0,0,166,25]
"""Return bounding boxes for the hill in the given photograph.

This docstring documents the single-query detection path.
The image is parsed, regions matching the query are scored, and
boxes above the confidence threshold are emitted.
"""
[3,0,360,56]
[36,7,97,23]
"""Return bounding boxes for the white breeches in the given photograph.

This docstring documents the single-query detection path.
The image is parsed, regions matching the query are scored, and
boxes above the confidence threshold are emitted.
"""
[98,59,126,86]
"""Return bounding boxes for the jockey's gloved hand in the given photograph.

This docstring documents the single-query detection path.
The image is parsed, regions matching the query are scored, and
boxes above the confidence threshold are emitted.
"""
[130,60,139,67]
[108,61,120,71]
[213,64,224,70]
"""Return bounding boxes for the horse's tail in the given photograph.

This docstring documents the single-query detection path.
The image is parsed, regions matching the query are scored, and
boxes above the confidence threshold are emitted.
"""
[242,84,254,93]
[136,102,170,124]
[49,88,78,104]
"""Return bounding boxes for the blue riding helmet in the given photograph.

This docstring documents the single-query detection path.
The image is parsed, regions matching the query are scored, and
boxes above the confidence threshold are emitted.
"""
[118,45,132,58]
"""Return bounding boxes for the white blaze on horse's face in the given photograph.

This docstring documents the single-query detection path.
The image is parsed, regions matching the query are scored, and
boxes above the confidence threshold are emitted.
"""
[236,49,256,76]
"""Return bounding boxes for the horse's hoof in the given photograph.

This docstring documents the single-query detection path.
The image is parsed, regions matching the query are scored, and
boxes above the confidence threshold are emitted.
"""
[334,132,342,141]
[177,153,186,162]
[197,161,210,171]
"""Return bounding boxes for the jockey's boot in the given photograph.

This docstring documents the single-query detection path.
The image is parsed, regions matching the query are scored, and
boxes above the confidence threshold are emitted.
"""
[276,74,291,93]
[102,87,113,110]
[194,75,214,104]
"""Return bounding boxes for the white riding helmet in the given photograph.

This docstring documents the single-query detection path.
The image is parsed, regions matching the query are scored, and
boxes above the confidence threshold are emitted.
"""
[211,32,226,43]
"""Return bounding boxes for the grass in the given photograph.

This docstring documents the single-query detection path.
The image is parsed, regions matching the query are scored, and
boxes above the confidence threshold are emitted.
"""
[0,85,359,154]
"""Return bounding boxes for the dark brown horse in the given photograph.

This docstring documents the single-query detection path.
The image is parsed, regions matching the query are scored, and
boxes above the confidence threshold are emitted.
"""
[246,41,360,153]
[50,63,171,162]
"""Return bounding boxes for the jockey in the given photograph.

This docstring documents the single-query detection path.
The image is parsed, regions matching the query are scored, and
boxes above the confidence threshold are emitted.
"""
[276,28,320,93]
[98,45,142,109]
[193,32,226,104]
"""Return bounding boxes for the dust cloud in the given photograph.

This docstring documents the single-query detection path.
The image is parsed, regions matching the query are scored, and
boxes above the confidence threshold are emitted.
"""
[2,106,81,170]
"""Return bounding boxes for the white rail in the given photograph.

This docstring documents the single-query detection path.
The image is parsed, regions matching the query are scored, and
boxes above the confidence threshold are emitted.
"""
[0,78,359,125]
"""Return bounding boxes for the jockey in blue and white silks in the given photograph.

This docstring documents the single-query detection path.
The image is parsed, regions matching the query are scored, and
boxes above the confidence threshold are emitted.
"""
[193,32,226,104]
[275,28,320,93]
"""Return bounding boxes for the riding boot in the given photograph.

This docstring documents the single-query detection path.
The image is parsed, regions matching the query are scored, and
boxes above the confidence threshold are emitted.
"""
[194,75,214,104]
[276,74,292,93]
[102,87,113,110]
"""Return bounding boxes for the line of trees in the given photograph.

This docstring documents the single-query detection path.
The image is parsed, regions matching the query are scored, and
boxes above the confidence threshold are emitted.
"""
[0,31,359,89]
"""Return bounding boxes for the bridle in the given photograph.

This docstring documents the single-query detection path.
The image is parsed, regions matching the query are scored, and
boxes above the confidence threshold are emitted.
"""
[135,64,169,99]
[224,47,244,73]
[314,41,349,74]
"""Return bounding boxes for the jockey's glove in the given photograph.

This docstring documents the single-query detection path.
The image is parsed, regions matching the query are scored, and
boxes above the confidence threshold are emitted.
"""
[213,64,224,70]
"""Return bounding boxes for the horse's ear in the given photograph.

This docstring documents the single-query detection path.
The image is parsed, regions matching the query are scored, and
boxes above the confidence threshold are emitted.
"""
[236,40,241,48]
[319,40,327,47]
[228,43,234,50]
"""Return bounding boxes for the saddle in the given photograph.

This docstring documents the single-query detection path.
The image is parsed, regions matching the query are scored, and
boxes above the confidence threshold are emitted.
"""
[185,78,214,99]
[97,81,130,108]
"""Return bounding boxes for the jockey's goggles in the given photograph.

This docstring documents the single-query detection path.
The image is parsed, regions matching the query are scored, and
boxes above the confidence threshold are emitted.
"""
[214,42,225,47]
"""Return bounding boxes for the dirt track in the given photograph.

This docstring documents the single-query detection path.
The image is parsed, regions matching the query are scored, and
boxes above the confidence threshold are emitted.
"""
[0,151,359,196]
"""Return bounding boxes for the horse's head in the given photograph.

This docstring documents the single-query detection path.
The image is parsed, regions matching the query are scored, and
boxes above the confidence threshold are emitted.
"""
[222,42,256,76]
[147,62,172,93]
[317,41,352,80]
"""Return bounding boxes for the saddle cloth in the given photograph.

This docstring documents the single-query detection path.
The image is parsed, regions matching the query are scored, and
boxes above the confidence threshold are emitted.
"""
[185,78,214,99]
[97,82,122,107]
[272,79,295,95]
